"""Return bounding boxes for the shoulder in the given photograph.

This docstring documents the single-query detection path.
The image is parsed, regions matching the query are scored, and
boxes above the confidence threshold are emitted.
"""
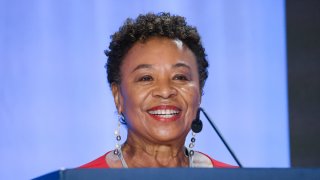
[79,152,111,168]
[79,150,237,168]
[194,151,238,168]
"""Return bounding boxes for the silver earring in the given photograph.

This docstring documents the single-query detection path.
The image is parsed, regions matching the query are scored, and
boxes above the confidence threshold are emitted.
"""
[188,132,196,156]
[113,114,122,155]
[189,108,201,157]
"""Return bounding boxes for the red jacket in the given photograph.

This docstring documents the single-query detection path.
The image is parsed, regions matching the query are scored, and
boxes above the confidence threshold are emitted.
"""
[80,151,237,168]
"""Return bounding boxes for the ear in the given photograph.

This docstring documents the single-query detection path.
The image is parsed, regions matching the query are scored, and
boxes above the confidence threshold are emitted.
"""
[111,83,123,113]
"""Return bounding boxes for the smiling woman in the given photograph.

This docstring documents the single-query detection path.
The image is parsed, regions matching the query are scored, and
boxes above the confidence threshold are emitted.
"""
[80,12,236,168]
[113,37,200,146]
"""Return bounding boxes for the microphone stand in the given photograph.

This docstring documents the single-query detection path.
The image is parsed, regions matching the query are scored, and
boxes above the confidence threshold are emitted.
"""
[200,107,243,168]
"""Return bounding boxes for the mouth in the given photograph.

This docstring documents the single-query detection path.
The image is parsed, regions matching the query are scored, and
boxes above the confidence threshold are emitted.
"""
[147,105,182,122]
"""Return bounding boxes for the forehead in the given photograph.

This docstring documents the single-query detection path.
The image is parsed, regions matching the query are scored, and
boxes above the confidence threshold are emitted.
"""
[122,37,197,68]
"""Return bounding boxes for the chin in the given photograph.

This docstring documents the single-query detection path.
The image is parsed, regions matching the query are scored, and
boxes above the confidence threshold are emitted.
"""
[149,130,187,143]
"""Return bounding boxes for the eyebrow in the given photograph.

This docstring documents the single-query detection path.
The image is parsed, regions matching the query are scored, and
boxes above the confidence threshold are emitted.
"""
[131,62,191,73]
[131,64,153,73]
[172,63,191,70]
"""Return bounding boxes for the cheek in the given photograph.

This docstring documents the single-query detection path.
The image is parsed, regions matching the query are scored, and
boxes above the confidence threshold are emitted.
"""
[120,84,150,115]
[180,84,200,104]
[178,84,201,120]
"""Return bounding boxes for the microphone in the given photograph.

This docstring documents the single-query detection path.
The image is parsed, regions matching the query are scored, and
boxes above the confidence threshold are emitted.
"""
[191,108,203,133]
[191,107,243,168]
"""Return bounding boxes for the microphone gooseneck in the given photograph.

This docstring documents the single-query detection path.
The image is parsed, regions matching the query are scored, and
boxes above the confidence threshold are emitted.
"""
[199,107,243,168]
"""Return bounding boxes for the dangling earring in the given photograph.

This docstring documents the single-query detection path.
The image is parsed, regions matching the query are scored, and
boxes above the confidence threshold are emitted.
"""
[189,108,202,157]
[113,113,122,155]
[188,132,196,157]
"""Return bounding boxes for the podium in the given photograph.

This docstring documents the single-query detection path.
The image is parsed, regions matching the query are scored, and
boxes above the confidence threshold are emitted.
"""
[34,168,320,180]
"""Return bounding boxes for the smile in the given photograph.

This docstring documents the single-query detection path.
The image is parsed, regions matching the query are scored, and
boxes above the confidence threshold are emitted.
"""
[147,105,181,122]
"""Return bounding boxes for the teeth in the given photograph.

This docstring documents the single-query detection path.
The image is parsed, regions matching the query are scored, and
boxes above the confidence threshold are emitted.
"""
[148,109,180,116]
[158,114,175,118]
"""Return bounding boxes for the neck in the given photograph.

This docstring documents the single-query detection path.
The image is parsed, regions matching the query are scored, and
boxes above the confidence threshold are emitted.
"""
[121,131,189,167]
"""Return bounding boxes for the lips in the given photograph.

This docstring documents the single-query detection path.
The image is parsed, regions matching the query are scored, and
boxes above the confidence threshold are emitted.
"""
[147,105,181,122]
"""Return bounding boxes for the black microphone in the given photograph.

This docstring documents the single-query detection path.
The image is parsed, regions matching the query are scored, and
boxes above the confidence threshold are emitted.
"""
[191,108,203,133]
[192,107,243,168]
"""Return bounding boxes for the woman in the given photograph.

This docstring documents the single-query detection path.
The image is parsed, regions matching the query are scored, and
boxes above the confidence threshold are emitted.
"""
[81,12,234,168]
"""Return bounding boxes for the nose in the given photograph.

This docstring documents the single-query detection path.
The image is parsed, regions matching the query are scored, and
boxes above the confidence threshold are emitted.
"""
[152,79,177,99]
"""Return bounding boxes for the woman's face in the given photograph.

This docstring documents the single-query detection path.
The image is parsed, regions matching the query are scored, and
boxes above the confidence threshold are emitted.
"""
[112,37,201,144]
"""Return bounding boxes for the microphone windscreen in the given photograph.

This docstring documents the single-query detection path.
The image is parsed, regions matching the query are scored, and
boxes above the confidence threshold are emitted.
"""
[191,119,203,133]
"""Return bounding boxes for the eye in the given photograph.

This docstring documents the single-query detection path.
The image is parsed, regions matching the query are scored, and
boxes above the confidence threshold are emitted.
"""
[173,74,189,81]
[138,75,153,81]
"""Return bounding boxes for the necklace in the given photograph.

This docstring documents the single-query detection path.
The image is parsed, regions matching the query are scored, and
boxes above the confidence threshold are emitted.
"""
[117,146,194,168]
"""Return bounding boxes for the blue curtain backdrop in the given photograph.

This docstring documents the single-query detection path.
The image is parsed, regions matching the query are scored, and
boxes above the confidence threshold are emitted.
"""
[0,0,288,179]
